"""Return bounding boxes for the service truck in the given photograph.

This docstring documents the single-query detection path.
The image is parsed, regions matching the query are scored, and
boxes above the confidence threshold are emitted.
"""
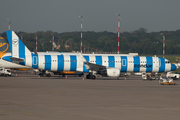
[0,68,11,77]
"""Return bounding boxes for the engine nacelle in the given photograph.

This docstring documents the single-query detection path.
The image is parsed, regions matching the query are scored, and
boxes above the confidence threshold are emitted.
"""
[106,68,120,77]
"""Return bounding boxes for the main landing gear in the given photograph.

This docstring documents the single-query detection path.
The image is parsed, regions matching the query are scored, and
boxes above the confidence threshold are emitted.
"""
[39,70,51,77]
[86,73,96,79]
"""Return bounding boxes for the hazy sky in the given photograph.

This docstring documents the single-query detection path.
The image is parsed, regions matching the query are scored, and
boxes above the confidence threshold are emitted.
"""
[0,0,180,33]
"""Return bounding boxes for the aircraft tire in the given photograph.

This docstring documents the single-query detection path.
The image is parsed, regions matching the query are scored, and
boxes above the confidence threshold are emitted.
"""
[46,74,51,77]
[92,75,96,79]
[86,75,90,79]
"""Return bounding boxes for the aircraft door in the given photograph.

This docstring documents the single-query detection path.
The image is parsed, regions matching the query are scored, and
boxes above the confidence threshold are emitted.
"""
[122,59,126,66]
[33,56,37,65]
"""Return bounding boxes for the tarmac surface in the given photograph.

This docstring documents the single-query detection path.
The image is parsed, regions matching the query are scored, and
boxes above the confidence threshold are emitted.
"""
[0,71,180,120]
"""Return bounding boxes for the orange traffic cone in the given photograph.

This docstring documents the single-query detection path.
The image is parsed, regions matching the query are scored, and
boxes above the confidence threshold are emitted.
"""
[125,77,126,80]
[16,74,17,77]
[38,75,40,78]
[66,76,67,79]
[82,78,84,81]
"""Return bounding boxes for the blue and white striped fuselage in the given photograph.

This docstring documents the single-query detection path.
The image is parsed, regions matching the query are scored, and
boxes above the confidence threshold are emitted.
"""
[6,53,175,73]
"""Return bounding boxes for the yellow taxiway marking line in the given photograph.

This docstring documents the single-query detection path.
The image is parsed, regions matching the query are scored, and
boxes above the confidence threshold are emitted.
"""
[25,113,34,116]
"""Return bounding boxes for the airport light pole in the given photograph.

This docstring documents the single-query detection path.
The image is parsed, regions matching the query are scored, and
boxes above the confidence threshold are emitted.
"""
[116,14,120,54]
[35,33,38,52]
[79,16,83,53]
[52,33,54,51]
[7,19,11,31]
[162,32,165,58]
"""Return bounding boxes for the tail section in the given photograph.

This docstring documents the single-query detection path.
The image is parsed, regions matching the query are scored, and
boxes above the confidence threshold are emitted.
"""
[6,31,31,58]
[6,31,36,68]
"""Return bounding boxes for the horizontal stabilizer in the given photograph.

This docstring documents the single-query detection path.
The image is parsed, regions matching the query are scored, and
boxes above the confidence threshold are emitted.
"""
[10,57,25,63]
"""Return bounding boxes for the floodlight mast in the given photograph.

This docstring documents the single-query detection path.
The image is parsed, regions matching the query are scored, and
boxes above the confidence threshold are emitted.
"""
[116,14,120,54]
[7,19,11,31]
[35,33,38,52]
[79,16,83,53]
[163,32,165,58]
[52,33,54,51]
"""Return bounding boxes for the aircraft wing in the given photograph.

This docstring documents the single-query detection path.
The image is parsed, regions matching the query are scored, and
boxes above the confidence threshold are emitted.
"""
[80,54,107,71]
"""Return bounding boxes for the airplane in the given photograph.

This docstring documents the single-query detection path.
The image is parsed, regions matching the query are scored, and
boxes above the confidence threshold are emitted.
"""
[2,31,177,79]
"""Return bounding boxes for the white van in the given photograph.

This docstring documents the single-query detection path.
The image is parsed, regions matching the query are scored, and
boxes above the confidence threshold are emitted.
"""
[0,68,11,77]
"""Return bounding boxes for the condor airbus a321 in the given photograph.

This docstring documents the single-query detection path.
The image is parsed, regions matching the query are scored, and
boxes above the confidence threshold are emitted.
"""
[2,31,177,79]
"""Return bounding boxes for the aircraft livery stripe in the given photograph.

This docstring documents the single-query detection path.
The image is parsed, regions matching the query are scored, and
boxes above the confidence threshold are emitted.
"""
[6,31,12,54]
[70,55,77,71]
[133,56,140,72]
[96,56,102,65]
[146,57,153,72]
[83,56,89,72]
[3,56,12,62]
[57,55,64,71]
[31,53,39,69]
[19,38,25,65]
[44,55,51,70]
[159,57,165,72]
[121,56,127,72]
[108,56,115,68]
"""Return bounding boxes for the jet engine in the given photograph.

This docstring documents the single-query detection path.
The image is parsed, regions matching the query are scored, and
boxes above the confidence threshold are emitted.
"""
[99,68,120,77]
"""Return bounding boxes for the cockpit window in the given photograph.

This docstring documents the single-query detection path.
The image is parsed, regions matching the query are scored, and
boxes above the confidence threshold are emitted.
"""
[165,61,170,64]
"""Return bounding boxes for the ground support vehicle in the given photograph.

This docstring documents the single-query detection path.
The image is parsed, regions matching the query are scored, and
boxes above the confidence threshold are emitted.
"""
[0,68,11,77]
[159,76,176,85]
[166,72,179,80]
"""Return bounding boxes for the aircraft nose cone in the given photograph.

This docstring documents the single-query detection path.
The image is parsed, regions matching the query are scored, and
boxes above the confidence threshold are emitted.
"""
[171,64,177,71]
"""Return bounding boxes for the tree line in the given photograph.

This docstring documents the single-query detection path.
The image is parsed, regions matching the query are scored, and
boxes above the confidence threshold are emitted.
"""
[1,28,180,54]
